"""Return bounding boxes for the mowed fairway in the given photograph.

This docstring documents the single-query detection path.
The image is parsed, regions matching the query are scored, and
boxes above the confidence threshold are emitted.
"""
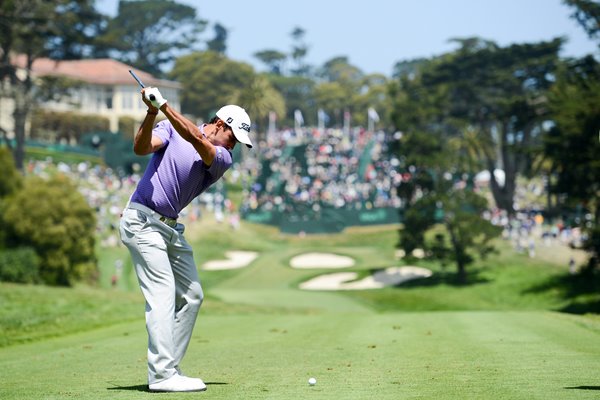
[1,220,599,399]
[1,311,599,399]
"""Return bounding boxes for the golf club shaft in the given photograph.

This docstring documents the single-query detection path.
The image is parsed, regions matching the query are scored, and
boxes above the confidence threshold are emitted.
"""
[129,69,155,101]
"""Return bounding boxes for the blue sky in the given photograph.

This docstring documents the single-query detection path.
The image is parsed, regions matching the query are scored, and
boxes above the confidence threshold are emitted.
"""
[97,0,598,76]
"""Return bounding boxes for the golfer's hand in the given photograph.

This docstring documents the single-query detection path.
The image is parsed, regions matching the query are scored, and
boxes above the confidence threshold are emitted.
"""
[144,87,167,109]
[141,88,159,113]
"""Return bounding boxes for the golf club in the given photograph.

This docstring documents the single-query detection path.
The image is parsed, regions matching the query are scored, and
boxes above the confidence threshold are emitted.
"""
[129,69,155,101]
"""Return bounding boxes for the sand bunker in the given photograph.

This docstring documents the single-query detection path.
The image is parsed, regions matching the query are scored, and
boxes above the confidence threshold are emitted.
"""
[290,252,355,269]
[201,251,259,270]
[299,266,433,290]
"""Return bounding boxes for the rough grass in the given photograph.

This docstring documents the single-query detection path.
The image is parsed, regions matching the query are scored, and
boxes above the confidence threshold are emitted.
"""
[0,283,142,347]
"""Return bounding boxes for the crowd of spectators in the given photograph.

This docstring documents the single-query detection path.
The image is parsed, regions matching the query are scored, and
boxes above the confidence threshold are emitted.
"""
[485,206,587,268]
[239,127,404,217]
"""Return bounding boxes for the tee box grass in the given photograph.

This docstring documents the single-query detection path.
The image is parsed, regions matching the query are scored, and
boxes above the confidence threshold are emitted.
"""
[1,220,599,399]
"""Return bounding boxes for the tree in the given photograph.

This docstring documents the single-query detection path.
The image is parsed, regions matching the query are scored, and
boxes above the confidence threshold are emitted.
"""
[289,26,310,76]
[353,73,389,129]
[253,49,287,75]
[2,175,97,286]
[389,57,460,179]
[0,0,103,170]
[391,64,502,283]
[389,62,446,136]
[314,81,351,128]
[392,58,429,79]
[544,0,600,272]
[399,187,501,284]
[228,74,285,136]
[45,0,107,60]
[315,57,365,127]
[206,22,228,54]
[415,37,563,214]
[266,74,316,127]
[563,0,600,43]
[97,0,207,76]
[169,51,255,119]
[545,55,600,271]
[318,56,363,83]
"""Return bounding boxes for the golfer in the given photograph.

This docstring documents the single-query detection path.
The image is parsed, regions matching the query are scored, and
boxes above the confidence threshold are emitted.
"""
[119,86,252,392]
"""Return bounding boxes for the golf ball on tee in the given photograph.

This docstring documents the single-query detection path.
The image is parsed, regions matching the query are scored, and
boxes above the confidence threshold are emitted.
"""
[308,377,316,386]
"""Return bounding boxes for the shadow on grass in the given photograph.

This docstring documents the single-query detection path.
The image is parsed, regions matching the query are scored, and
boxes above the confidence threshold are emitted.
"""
[107,382,229,392]
[522,270,600,314]
[107,384,148,392]
[391,267,491,288]
[564,386,600,390]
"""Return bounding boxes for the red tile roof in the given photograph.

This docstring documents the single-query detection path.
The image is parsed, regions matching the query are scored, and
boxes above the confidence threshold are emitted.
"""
[12,55,181,89]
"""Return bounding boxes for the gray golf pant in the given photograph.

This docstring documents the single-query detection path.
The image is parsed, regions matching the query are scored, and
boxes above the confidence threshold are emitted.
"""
[119,205,203,384]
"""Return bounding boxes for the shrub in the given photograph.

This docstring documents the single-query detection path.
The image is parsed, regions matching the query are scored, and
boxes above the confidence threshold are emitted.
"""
[118,116,137,139]
[0,247,40,284]
[2,175,97,286]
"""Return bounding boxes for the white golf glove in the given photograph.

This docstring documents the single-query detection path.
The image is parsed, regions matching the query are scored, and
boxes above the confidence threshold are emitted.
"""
[144,87,167,109]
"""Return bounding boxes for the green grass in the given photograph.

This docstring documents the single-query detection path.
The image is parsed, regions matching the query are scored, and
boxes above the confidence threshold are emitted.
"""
[1,312,599,399]
[343,248,572,312]
[1,218,599,399]
[0,283,142,347]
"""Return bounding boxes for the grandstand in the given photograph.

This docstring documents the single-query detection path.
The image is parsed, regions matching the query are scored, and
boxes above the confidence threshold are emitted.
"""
[241,127,403,233]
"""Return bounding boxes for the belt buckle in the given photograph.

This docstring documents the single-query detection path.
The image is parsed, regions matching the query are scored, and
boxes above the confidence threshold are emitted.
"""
[159,216,176,227]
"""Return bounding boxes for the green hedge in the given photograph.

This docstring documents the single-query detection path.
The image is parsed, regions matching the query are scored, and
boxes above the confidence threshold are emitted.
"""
[29,110,110,143]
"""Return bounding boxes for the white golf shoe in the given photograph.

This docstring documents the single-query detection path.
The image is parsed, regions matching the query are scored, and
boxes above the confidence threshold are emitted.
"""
[149,374,207,392]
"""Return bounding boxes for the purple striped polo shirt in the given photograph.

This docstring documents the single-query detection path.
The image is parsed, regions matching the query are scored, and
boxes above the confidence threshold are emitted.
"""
[130,120,232,219]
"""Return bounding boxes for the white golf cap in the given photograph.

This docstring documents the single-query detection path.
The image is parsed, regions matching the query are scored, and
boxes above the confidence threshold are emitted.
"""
[216,105,253,148]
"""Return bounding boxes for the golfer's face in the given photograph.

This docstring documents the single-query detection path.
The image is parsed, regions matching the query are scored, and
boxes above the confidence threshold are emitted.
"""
[211,123,236,149]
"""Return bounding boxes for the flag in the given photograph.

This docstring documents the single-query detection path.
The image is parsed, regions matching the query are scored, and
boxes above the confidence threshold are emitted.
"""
[367,107,379,132]
[294,109,304,127]
[368,107,380,122]
[317,108,329,132]
[269,111,277,123]
[268,111,277,134]
[343,110,351,134]
[317,108,330,124]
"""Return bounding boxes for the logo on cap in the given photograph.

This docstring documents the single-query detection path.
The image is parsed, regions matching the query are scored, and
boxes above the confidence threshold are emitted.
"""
[239,123,251,132]
[226,117,234,124]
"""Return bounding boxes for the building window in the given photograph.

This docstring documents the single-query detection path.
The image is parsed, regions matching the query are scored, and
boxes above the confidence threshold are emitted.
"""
[122,88,133,110]
[105,89,113,109]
